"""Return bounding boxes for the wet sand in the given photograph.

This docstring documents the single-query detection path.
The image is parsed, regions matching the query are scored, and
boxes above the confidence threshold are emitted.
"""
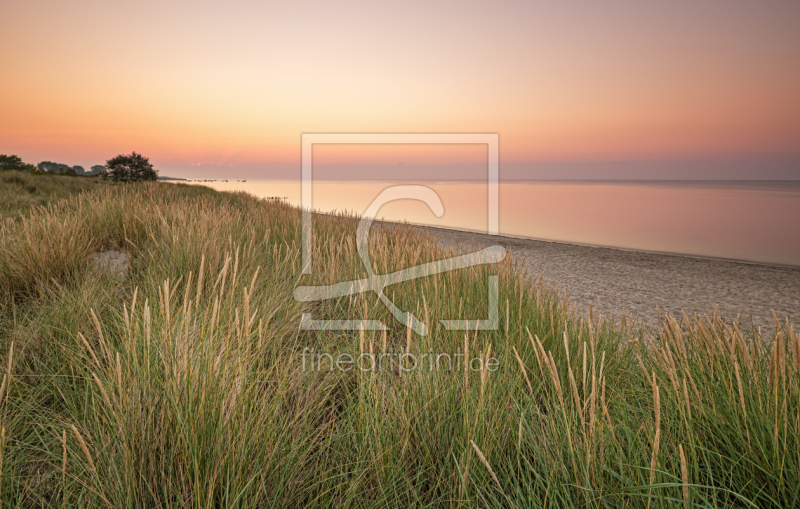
[420,225,800,333]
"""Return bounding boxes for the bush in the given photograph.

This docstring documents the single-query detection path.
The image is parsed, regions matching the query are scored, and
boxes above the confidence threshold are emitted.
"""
[103,152,158,182]
[0,154,36,172]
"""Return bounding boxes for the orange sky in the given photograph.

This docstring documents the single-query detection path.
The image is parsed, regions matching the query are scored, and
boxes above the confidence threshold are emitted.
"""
[1,0,799,178]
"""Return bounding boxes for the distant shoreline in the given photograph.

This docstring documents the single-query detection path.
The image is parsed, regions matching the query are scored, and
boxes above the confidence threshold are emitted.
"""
[296,210,800,330]
[181,178,800,186]
[410,222,800,331]
[182,181,800,331]
[402,220,800,269]
[310,207,800,269]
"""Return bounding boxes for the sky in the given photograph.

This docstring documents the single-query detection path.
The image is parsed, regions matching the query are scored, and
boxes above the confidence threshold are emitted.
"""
[1,0,799,180]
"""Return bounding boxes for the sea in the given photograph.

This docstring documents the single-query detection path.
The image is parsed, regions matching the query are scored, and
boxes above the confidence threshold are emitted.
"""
[184,179,800,267]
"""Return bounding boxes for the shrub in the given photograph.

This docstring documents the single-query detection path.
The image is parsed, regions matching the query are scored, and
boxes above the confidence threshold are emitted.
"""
[103,152,158,182]
[0,154,36,172]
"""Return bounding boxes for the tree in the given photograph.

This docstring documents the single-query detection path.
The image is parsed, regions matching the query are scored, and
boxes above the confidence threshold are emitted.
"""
[0,154,36,172]
[104,152,158,182]
[37,161,80,174]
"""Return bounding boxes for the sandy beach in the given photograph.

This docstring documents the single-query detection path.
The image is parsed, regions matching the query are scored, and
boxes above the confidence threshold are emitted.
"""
[421,225,800,333]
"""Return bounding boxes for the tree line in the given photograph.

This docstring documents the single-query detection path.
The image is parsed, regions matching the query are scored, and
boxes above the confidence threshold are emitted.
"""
[36,162,107,176]
[0,152,158,182]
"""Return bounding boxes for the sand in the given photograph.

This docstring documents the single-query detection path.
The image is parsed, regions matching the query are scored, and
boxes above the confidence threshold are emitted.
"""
[92,248,129,281]
[418,225,800,333]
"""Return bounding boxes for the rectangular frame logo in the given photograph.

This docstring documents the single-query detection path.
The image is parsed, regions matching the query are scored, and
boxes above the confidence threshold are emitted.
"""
[297,133,501,334]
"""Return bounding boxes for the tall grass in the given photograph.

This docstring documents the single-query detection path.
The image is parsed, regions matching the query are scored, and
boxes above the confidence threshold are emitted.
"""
[0,170,108,221]
[0,181,797,507]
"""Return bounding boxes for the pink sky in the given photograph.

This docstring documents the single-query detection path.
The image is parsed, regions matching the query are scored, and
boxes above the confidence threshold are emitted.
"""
[1,0,799,179]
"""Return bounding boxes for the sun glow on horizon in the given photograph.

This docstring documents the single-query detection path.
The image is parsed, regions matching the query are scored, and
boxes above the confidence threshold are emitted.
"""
[1,0,799,178]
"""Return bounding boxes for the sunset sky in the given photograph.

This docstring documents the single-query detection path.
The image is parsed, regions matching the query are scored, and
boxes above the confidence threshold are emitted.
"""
[2,0,799,179]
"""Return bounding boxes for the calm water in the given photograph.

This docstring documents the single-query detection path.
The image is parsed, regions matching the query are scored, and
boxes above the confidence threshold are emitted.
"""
[187,180,800,266]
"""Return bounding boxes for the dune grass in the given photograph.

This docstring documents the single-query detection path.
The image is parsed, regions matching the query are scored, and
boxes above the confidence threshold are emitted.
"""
[0,170,108,221]
[0,180,797,507]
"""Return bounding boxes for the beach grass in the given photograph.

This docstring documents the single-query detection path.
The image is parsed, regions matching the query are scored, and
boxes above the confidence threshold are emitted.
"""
[0,170,108,221]
[0,175,798,507]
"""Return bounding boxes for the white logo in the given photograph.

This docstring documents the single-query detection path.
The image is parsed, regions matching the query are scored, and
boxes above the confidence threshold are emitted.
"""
[295,134,503,335]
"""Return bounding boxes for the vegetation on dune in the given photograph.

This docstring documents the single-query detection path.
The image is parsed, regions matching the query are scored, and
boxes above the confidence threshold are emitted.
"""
[0,177,797,507]
[0,170,108,221]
